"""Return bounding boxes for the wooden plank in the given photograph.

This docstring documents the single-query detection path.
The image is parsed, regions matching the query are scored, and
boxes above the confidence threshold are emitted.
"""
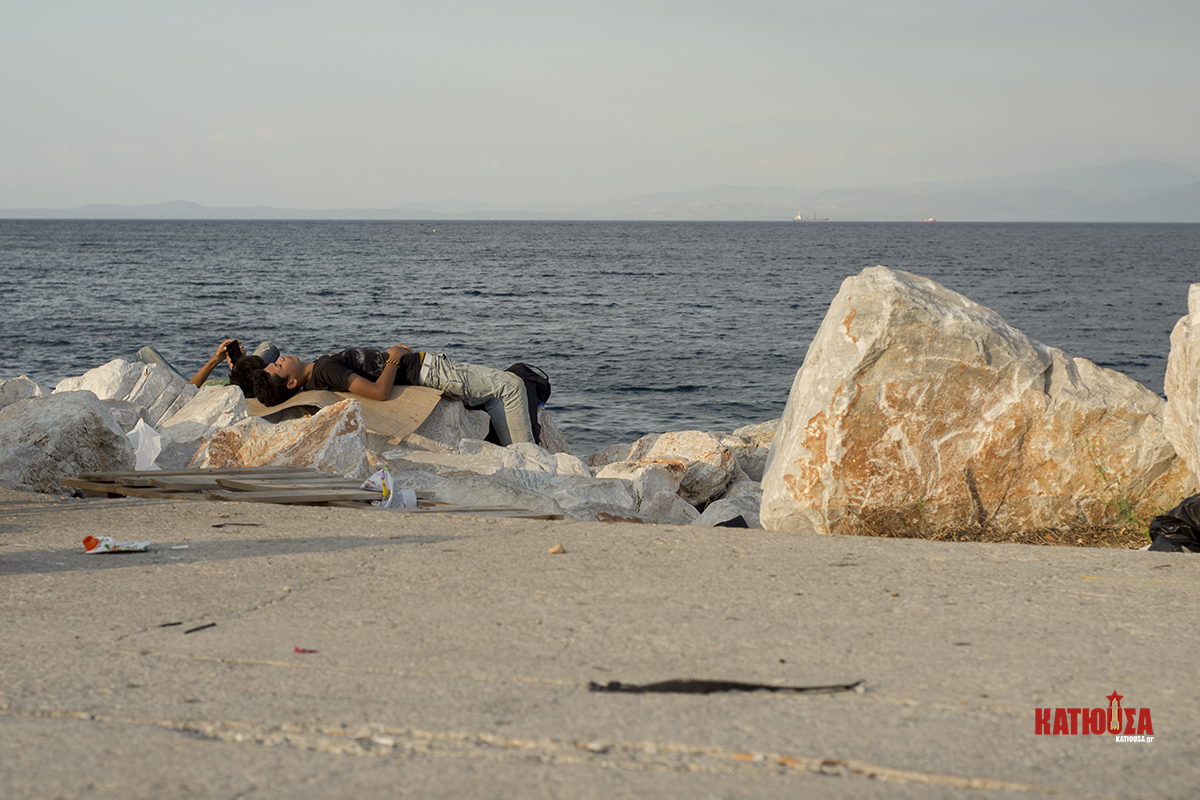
[216,478,372,492]
[215,478,436,499]
[75,466,331,481]
[60,478,202,501]
[203,489,383,505]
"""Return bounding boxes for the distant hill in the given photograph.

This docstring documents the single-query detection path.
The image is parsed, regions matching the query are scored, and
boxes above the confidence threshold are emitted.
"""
[4,160,1199,222]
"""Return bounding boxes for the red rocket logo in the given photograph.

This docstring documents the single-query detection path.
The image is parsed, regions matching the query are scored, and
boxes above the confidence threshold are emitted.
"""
[1107,691,1123,734]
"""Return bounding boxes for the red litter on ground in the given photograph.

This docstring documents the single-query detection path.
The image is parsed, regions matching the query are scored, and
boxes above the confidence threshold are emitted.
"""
[83,535,151,553]
[294,647,318,654]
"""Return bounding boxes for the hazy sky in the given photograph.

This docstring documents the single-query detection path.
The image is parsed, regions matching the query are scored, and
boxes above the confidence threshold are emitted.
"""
[3,1,1197,209]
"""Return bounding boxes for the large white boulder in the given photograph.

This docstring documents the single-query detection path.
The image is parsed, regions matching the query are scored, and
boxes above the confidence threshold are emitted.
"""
[1165,284,1200,486]
[0,376,45,412]
[628,431,746,506]
[0,391,135,494]
[189,398,372,478]
[761,266,1193,535]
[55,360,197,427]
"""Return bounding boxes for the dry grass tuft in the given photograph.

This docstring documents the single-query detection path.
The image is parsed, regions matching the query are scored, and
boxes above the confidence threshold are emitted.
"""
[842,523,1148,549]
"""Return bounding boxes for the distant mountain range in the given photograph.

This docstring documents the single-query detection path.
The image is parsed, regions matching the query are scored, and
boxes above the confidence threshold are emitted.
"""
[5,160,1199,222]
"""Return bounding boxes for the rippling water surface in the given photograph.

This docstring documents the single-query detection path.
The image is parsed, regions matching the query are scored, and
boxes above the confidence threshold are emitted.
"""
[2,220,1196,455]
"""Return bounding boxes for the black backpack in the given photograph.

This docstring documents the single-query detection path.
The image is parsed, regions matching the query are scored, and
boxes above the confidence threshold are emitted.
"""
[470,363,551,445]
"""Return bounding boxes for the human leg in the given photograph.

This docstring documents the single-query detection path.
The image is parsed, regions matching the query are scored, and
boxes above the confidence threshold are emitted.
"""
[419,354,534,445]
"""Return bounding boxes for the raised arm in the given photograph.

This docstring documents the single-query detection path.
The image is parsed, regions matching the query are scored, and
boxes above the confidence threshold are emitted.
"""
[188,339,239,387]
[343,345,412,401]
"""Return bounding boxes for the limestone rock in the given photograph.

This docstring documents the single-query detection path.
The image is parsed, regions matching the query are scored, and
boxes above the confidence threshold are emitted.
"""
[639,491,702,525]
[399,438,560,493]
[159,385,249,445]
[393,398,490,452]
[762,266,1193,535]
[554,452,592,478]
[538,408,571,454]
[628,431,744,506]
[1165,284,1200,485]
[189,398,371,478]
[0,376,45,412]
[0,391,135,494]
[54,359,197,427]
[584,442,634,472]
[714,433,772,482]
[431,473,565,517]
[510,441,559,474]
[595,459,687,507]
[551,475,637,516]
[721,480,762,499]
[734,419,780,448]
[100,400,152,433]
[695,491,762,528]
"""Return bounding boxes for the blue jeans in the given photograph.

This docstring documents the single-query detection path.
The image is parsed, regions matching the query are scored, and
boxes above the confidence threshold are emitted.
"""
[419,353,533,445]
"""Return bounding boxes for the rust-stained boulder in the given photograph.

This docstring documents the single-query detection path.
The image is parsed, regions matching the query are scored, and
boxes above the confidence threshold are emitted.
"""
[1164,284,1200,486]
[761,266,1193,535]
[189,398,371,478]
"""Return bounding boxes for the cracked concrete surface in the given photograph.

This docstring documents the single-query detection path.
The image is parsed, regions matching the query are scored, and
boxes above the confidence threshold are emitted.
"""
[1,487,1197,799]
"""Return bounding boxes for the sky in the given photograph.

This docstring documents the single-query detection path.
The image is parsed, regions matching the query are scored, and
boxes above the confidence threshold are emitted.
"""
[2,0,1197,210]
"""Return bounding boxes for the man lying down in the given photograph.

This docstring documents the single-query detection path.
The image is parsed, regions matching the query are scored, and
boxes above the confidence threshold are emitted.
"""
[242,344,535,447]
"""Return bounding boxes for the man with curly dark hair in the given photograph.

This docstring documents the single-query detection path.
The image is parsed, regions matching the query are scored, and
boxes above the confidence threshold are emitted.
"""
[252,345,534,446]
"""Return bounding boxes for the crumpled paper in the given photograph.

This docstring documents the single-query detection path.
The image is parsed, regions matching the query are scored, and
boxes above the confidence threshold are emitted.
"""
[360,468,417,509]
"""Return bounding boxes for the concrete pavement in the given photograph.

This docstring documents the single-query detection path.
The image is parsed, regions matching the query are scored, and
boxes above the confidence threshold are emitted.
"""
[2,487,1197,799]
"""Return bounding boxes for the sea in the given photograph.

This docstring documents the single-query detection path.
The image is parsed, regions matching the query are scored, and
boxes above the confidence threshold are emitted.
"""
[2,220,1198,456]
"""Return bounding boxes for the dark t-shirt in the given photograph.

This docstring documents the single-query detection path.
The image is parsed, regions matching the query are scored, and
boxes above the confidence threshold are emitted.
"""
[308,348,422,393]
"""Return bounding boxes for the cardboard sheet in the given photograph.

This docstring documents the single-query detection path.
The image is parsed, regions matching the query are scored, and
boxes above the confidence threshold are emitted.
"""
[245,385,445,444]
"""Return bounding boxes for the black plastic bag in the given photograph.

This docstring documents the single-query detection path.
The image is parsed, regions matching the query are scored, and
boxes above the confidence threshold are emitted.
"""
[1148,494,1200,553]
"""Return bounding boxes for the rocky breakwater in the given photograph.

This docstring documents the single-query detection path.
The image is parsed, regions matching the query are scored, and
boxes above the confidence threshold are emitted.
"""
[761,265,1195,537]
[0,358,775,528]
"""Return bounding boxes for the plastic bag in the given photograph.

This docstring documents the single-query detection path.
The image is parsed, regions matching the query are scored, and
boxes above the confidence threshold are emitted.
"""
[360,469,417,509]
[1148,494,1200,553]
[127,418,162,470]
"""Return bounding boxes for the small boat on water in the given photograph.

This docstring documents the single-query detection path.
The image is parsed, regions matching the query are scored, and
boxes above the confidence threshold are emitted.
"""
[921,218,937,222]
[793,213,829,221]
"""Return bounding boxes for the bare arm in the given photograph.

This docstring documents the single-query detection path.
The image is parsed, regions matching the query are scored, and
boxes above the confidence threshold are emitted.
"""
[188,339,239,387]
[344,345,412,401]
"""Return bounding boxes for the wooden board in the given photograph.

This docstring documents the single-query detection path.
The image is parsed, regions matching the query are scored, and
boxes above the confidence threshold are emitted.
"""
[63,467,562,519]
